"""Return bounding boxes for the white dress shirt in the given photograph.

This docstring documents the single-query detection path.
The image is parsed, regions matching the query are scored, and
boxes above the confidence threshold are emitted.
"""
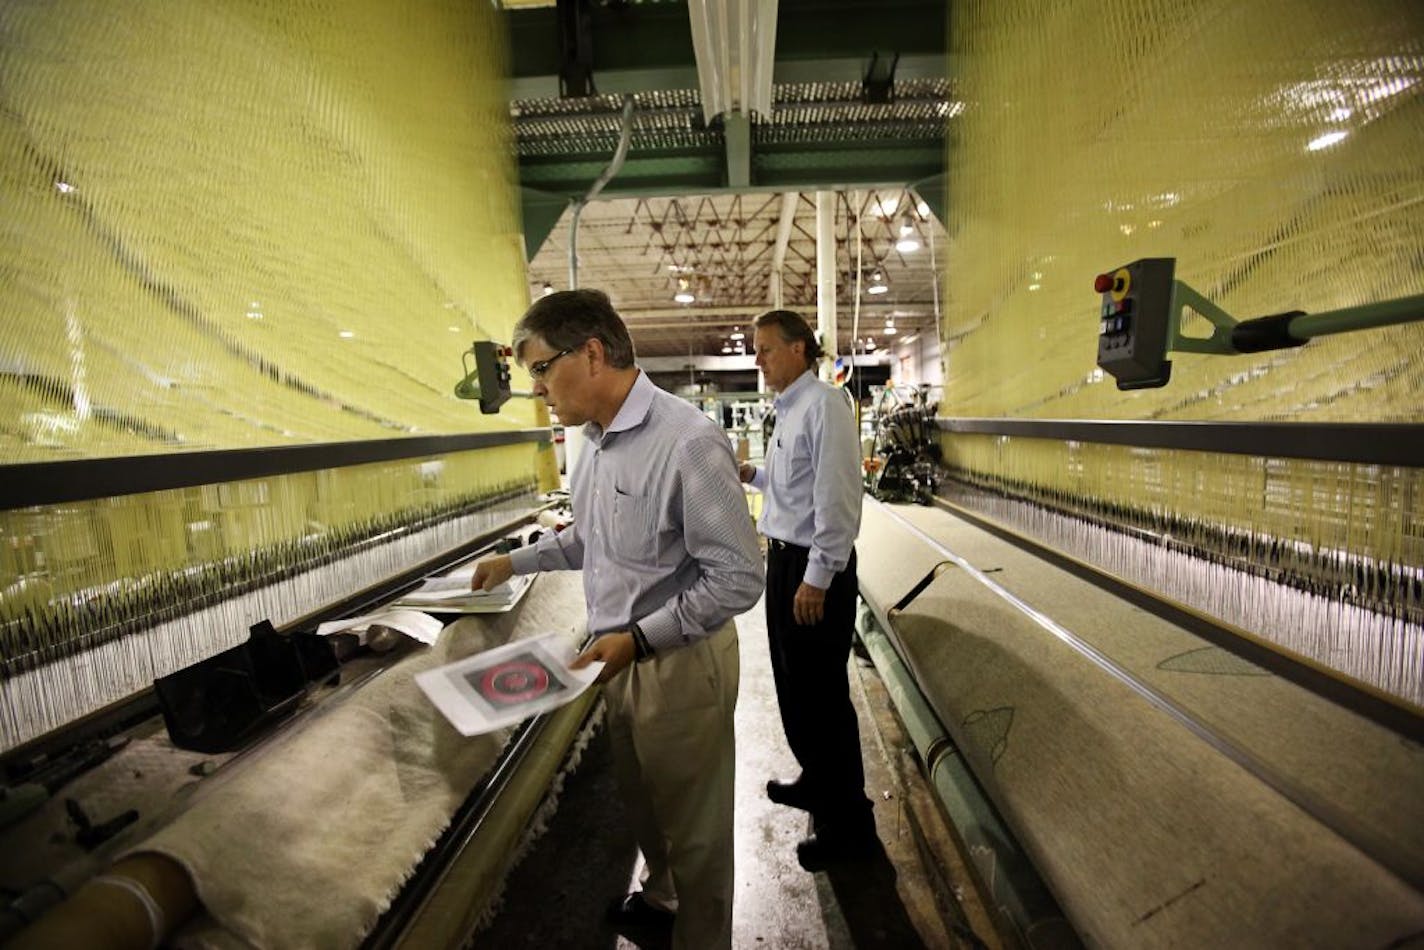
[748,369,863,588]
[510,370,764,653]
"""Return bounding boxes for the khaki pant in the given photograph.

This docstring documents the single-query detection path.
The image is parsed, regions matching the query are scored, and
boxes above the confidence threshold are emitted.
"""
[603,620,740,950]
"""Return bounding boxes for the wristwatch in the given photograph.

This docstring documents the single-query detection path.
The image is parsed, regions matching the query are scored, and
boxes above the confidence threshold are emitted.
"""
[632,623,652,660]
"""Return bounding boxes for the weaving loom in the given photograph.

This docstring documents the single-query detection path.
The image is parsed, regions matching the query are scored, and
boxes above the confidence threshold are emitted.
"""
[2,0,1423,946]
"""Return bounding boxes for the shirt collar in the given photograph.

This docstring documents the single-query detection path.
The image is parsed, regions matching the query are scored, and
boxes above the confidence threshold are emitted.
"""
[584,369,655,442]
[773,369,816,412]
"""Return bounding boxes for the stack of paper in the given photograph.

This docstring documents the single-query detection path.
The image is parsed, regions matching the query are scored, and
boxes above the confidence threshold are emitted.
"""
[389,571,536,613]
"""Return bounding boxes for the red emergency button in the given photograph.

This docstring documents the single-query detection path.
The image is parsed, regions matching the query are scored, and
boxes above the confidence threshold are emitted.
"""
[1094,273,1113,293]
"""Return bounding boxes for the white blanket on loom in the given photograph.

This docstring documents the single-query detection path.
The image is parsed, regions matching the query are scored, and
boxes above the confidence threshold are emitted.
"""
[128,571,587,950]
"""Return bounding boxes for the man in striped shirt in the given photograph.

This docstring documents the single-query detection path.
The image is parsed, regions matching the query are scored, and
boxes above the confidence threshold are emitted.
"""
[471,289,763,949]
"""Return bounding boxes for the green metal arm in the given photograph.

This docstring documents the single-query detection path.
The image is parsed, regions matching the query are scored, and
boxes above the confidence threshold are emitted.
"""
[1168,284,1424,356]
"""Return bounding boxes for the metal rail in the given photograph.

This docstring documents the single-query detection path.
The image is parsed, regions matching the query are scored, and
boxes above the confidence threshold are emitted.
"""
[2,429,551,510]
[935,417,1424,467]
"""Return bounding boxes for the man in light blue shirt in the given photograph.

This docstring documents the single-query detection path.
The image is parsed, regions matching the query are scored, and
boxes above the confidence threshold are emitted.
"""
[471,289,762,949]
[740,308,877,871]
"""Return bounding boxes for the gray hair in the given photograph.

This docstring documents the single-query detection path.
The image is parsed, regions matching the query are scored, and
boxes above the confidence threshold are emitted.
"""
[512,289,636,369]
[753,309,823,368]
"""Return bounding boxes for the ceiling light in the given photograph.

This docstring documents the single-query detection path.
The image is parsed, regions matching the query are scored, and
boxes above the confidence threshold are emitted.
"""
[866,269,888,295]
[729,331,744,340]
[674,277,695,304]
[875,196,899,218]
[55,180,75,194]
[916,200,930,217]
[1028,283,1041,291]
[245,310,263,320]
[448,326,460,332]
[1307,130,1348,151]
[895,235,920,253]
[339,330,355,339]
[883,323,898,335]
[866,339,877,350]
[721,344,732,353]
[542,282,555,296]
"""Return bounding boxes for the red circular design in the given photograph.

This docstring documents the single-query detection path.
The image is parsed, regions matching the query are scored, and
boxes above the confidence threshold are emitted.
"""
[478,660,550,704]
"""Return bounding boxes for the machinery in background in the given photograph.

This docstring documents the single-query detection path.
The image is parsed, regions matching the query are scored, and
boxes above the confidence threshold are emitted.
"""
[1095,257,1424,390]
[455,341,515,413]
[865,384,940,505]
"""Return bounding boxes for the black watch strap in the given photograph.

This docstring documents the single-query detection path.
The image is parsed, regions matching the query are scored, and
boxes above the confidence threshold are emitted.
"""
[631,623,653,662]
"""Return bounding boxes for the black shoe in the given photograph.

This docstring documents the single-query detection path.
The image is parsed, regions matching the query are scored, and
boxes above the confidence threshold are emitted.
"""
[766,778,817,812]
[796,829,881,871]
[606,892,675,930]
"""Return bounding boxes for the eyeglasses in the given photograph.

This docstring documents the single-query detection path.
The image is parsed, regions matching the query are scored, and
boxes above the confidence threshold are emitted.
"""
[528,346,576,380]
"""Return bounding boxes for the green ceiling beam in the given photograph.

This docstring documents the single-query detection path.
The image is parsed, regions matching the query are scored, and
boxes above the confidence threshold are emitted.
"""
[724,113,751,188]
[504,0,947,99]
[520,187,570,261]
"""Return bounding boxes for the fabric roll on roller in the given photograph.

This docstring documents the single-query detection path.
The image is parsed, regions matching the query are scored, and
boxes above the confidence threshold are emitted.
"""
[858,498,1424,947]
[10,570,590,949]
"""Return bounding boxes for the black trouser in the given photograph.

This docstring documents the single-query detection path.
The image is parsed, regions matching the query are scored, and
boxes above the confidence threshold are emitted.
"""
[765,540,872,832]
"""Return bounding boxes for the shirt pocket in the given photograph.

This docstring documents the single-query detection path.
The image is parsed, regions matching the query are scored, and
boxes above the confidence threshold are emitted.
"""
[772,433,811,491]
[610,487,658,561]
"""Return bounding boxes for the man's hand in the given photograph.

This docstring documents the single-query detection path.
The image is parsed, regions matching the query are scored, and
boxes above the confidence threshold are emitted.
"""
[570,632,637,683]
[470,554,514,591]
[793,582,827,626]
[738,462,756,484]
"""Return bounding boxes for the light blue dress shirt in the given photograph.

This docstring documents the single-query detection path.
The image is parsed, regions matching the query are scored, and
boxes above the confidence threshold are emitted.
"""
[509,370,764,653]
[748,369,863,588]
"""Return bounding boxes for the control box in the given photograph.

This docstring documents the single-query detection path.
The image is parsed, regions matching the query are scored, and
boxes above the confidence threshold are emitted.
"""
[1094,258,1175,390]
[469,341,514,413]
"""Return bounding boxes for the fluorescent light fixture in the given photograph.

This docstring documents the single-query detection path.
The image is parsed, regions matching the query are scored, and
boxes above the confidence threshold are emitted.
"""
[688,0,778,122]
[1307,130,1348,151]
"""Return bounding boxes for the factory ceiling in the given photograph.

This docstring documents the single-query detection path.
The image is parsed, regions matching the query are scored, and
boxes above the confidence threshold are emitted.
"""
[500,0,952,360]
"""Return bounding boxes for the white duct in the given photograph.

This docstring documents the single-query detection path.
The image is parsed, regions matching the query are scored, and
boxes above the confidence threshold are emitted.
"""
[688,0,778,123]
[769,191,798,307]
[815,190,838,379]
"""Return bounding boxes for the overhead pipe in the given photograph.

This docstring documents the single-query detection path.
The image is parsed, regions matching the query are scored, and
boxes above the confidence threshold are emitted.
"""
[567,96,637,291]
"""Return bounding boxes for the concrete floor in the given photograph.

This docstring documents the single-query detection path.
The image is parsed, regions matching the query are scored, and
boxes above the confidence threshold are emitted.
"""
[477,597,996,948]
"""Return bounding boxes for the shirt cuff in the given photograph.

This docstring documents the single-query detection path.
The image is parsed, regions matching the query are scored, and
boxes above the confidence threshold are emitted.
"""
[803,560,835,589]
[508,545,539,575]
[636,606,691,654]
